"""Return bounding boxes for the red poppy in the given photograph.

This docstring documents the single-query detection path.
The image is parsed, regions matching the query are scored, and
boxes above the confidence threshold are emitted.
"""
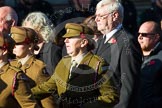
[24,37,30,44]
[149,60,155,65]
[108,38,117,44]
[80,32,86,39]
[3,43,8,49]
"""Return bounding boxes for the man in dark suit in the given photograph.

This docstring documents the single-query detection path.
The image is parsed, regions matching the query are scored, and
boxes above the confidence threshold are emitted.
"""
[94,0,143,108]
[138,21,162,108]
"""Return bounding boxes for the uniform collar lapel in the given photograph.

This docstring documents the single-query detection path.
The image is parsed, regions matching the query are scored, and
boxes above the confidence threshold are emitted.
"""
[68,52,93,81]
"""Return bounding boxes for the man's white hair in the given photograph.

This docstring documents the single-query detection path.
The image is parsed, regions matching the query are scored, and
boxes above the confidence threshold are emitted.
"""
[96,0,124,22]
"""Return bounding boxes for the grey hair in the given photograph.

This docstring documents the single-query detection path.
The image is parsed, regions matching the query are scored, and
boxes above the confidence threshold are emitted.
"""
[7,12,18,25]
[98,0,124,22]
[0,6,18,25]
[22,12,55,43]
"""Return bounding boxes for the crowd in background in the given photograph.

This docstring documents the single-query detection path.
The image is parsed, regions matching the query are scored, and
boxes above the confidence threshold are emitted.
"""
[0,0,162,108]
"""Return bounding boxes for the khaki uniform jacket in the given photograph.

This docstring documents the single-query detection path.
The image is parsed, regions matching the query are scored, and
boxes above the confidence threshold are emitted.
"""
[0,63,39,108]
[10,56,57,108]
[32,52,119,108]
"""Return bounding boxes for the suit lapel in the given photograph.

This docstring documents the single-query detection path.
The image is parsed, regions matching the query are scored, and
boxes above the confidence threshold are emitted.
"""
[96,28,124,55]
[97,40,111,55]
[97,37,105,52]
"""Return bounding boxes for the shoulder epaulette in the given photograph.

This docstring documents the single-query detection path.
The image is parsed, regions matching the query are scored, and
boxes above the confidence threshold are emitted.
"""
[9,65,22,73]
[34,59,46,67]
[93,55,104,62]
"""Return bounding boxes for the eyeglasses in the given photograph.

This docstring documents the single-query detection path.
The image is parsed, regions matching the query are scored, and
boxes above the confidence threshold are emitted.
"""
[138,33,157,37]
[95,13,112,20]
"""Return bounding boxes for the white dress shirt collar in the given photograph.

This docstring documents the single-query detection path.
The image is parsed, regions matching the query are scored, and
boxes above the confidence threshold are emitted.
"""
[104,24,122,43]
[18,55,32,65]
[71,51,88,66]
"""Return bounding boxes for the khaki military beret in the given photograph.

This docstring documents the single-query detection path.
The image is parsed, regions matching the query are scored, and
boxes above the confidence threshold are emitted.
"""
[0,35,4,47]
[10,26,38,43]
[63,23,94,38]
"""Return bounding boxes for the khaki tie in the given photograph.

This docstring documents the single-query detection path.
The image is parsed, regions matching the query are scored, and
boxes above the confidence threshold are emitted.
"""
[71,60,77,68]
[17,62,22,68]
[69,60,77,79]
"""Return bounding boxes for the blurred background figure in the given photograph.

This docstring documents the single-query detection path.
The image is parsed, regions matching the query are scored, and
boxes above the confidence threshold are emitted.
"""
[0,0,5,7]
[121,0,138,36]
[161,19,162,30]
[137,21,162,108]
[0,6,18,59]
[0,6,18,37]
[13,0,54,26]
[57,0,98,25]
[82,15,102,42]
[138,0,162,27]
[22,12,62,76]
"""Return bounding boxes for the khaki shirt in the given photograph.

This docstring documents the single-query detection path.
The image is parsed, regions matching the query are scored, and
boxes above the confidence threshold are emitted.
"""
[0,63,40,108]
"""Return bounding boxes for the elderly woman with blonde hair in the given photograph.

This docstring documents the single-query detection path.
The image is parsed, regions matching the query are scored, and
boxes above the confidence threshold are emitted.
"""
[22,11,62,76]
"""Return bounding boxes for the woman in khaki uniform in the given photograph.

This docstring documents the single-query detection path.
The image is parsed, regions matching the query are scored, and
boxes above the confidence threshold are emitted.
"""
[0,35,40,108]
[10,26,57,108]
[32,23,119,108]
